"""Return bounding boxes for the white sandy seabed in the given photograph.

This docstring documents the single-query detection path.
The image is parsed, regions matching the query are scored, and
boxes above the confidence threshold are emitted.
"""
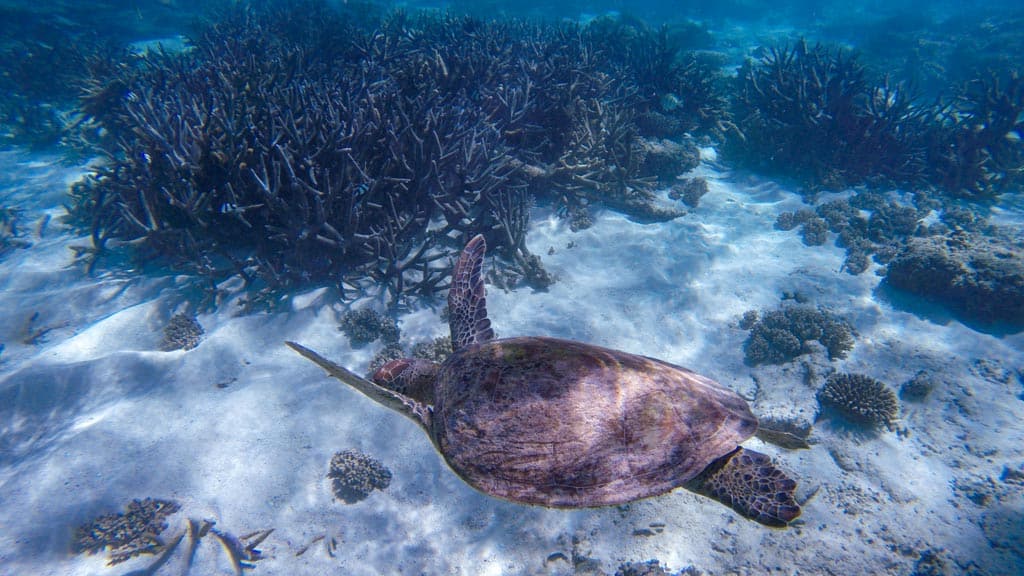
[0,147,1022,576]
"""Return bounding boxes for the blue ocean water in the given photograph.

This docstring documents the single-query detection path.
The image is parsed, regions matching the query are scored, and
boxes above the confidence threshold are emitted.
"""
[1,1,1022,575]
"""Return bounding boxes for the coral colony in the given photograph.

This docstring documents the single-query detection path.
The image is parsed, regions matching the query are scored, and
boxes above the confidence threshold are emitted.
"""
[12,0,1007,321]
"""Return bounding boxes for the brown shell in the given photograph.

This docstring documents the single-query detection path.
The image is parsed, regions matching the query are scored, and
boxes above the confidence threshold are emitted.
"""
[431,336,758,507]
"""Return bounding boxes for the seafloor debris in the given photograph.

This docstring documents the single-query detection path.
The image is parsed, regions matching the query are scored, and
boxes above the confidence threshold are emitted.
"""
[72,498,181,566]
[741,305,855,365]
[817,373,899,430]
[327,449,392,504]
[160,313,204,351]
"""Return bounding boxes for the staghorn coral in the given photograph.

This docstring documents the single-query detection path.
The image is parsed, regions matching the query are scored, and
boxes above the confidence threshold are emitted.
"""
[72,498,181,566]
[327,449,392,504]
[742,305,855,365]
[65,6,725,307]
[818,373,899,430]
[160,313,204,351]
[926,70,1024,200]
[729,39,931,191]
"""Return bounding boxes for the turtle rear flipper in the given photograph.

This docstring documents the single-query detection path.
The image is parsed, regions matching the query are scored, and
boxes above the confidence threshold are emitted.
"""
[686,447,801,527]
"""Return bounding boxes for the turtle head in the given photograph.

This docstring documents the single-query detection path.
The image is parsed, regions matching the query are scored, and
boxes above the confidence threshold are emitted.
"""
[372,358,439,406]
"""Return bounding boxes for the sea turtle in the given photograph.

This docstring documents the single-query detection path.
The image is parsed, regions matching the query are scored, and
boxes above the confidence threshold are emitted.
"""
[287,235,801,526]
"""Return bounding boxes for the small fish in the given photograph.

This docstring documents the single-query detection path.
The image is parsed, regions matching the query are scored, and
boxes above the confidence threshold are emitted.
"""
[660,93,682,112]
[1006,130,1022,143]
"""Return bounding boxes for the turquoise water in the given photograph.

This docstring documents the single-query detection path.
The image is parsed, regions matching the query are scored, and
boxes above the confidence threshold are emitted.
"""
[1,1,1022,575]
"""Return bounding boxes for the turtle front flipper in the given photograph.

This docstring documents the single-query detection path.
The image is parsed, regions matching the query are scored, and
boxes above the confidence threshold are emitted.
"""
[686,447,801,527]
[286,341,432,432]
[449,234,495,348]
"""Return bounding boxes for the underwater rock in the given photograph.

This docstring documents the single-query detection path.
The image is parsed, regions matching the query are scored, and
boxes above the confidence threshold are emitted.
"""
[817,373,899,430]
[741,305,855,365]
[668,177,709,208]
[884,233,1024,327]
[615,560,703,576]
[899,371,935,402]
[638,138,700,184]
[327,449,392,504]
[160,313,204,351]
[72,498,181,566]
[340,309,400,349]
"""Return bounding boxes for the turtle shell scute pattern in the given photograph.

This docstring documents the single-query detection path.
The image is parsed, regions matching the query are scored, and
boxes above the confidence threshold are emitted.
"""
[431,336,757,507]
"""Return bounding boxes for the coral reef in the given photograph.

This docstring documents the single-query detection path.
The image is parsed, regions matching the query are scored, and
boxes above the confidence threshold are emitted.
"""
[775,191,929,274]
[926,70,1024,200]
[884,231,1024,327]
[327,449,392,504]
[65,4,737,309]
[729,38,1022,199]
[742,305,855,365]
[160,313,204,351]
[818,373,899,430]
[729,39,930,190]
[340,309,400,349]
[72,498,181,566]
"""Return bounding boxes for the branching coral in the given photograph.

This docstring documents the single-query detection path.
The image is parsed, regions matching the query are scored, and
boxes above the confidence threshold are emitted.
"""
[775,191,929,274]
[926,70,1024,200]
[729,40,931,190]
[818,373,899,430]
[65,6,722,308]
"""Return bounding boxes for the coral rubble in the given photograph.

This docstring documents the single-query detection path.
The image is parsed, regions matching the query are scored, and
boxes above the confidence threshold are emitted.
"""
[72,498,181,566]
[160,313,204,351]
